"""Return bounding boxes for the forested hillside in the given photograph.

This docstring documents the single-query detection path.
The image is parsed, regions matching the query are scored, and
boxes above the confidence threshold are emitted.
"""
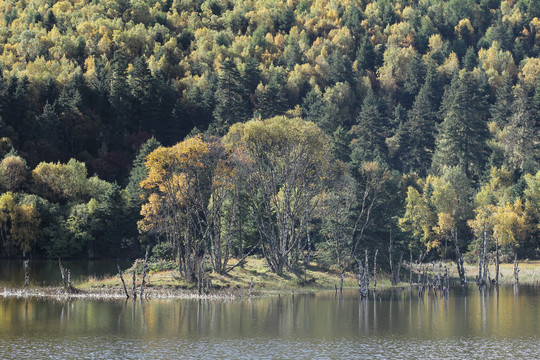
[0,0,538,279]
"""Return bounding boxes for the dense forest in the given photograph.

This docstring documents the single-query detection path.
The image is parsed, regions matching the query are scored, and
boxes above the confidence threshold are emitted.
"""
[0,0,538,281]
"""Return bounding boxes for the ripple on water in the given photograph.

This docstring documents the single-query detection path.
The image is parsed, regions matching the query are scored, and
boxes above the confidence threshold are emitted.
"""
[1,336,539,359]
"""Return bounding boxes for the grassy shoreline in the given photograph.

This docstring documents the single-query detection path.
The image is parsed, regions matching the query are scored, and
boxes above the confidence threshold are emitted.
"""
[2,258,540,301]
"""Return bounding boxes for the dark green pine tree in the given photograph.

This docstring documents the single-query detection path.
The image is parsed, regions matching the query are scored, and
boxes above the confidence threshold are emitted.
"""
[302,88,325,123]
[124,137,161,256]
[282,36,302,70]
[109,50,132,135]
[422,63,445,114]
[401,85,437,176]
[169,99,193,141]
[242,56,261,112]
[44,9,56,32]
[327,49,353,86]
[431,72,490,180]
[130,56,154,132]
[41,77,59,107]
[378,0,395,26]
[90,183,127,258]
[151,70,177,142]
[402,54,426,108]
[463,47,478,71]
[256,71,288,119]
[183,80,215,133]
[500,86,539,174]
[349,90,389,164]
[342,4,364,37]
[126,136,162,204]
[4,76,28,133]
[330,126,351,163]
[357,36,376,73]
[490,73,514,128]
[0,70,7,124]
[56,86,85,154]
[302,87,342,134]
[36,101,60,144]
[532,77,540,129]
[211,59,250,135]
[526,0,540,22]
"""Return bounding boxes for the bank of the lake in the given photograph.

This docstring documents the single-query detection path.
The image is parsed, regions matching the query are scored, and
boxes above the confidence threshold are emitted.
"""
[2,258,540,301]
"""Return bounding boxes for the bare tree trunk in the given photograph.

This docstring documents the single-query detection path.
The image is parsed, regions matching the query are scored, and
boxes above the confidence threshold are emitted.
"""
[495,237,500,286]
[409,249,413,286]
[483,229,488,286]
[198,256,205,296]
[513,254,519,285]
[454,228,465,285]
[140,246,150,299]
[438,262,442,293]
[443,266,450,295]
[431,262,435,292]
[59,259,66,289]
[24,260,29,288]
[132,271,137,300]
[395,252,403,285]
[117,264,129,299]
[358,260,368,299]
[478,228,488,288]
[389,228,394,284]
[58,259,71,292]
[340,271,344,297]
[478,235,483,286]
[364,250,369,295]
[417,253,423,293]
[305,209,311,271]
[373,249,378,294]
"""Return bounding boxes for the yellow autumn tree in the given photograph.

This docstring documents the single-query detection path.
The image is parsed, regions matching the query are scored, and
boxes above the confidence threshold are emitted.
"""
[0,192,41,255]
[224,116,332,276]
[140,135,209,282]
[468,167,526,284]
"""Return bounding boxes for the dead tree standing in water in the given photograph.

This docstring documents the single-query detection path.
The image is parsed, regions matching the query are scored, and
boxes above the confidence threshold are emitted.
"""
[24,260,30,288]
[388,228,403,286]
[513,255,519,285]
[373,250,378,294]
[58,260,75,293]
[340,271,344,298]
[477,228,488,288]
[364,250,369,292]
[454,230,466,285]
[409,249,413,286]
[358,260,368,299]
[117,264,129,299]
[140,246,150,299]
[132,271,137,300]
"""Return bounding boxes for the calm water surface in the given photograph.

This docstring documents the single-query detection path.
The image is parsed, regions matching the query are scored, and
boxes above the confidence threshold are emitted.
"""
[1,286,539,359]
[0,260,132,287]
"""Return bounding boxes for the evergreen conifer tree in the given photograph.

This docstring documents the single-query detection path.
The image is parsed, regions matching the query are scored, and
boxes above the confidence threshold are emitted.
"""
[401,85,437,175]
[211,59,249,135]
[431,72,490,180]
[349,90,389,164]
[490,73,514,128]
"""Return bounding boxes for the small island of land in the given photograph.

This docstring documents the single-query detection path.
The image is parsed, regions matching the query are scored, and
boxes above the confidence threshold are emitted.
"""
[3,257,540,302]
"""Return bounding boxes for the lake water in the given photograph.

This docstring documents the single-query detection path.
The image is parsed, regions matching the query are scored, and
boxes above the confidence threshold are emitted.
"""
[1,285,539,359]
[0,260,132,287]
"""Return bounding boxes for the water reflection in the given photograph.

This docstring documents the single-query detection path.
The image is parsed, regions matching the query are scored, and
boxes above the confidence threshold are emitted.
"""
[0,286,539,358]
[0,260,132,287]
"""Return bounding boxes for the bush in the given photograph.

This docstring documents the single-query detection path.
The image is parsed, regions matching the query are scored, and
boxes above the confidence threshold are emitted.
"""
[151,241,175,261]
